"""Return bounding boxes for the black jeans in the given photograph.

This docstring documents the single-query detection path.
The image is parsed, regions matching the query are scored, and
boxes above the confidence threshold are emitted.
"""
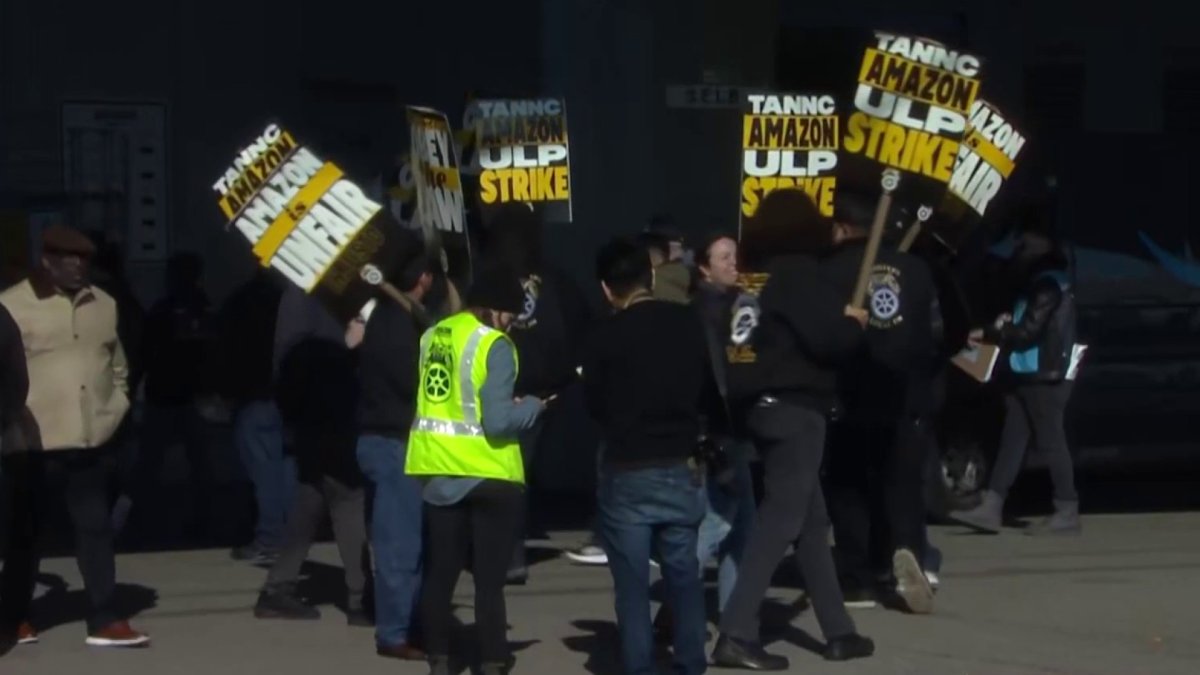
[1,449,120,632]
[989,382,1077,501]
[422,480,523,665]
[826,417,930,588]
[720,402,856,643]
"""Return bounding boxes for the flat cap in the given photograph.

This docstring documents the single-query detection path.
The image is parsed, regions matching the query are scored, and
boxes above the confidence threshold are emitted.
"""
[42,224,97,257]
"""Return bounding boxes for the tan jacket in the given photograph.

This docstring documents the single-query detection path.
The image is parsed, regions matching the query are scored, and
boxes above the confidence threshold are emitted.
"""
[652,261,692,305]
[0,276,130,452]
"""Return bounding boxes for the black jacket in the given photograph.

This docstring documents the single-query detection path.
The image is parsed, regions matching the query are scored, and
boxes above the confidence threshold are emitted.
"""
[692,281,739,435]
[507,266,590,398]
[143,290,218,405]
[1,303,28,448]
[741,255,865,413]
[581,300,717,469]
[274,288,358,433]
[825,241,938,420]
[217,273,282,406]
[357,297,428,440]
[987,263,1076,383]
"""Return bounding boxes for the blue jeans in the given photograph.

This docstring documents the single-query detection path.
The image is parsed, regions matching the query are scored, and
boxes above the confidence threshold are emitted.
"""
[356,435,424,647]
[696,450,755,613]
[234,401,294,548]
[598,463,708,675]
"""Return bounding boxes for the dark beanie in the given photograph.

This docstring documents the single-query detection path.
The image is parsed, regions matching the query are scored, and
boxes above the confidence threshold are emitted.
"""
[466,265,525,314]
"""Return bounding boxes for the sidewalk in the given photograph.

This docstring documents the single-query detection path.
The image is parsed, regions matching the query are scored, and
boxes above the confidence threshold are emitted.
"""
[5,513,1200,674]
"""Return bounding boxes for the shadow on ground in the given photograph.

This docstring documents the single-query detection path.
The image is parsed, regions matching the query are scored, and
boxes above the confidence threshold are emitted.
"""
[29,573,158,635]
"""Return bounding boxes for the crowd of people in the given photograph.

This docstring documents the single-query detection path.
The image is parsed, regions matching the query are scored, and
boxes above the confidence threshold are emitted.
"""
[0,187,1083,674]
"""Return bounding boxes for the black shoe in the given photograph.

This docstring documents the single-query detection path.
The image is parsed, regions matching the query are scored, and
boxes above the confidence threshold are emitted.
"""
[506,567,529,586]
[0,626,16,657]
[824,633,874,662]
[711,635,789,671]
[253,586,320,620]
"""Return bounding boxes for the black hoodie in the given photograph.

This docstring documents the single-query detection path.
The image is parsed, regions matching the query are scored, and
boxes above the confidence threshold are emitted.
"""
[738,254,865,413]
[824,241,938,420]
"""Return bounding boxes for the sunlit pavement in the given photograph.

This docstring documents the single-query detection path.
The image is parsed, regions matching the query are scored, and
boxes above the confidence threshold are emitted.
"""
[5,513,1200,674]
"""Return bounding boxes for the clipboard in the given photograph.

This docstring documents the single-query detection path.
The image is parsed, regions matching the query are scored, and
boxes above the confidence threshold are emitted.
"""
[952,343,1000,383]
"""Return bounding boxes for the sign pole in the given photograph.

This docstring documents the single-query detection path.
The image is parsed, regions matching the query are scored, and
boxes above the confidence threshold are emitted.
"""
[897,206,933,253]
[851,169,901,309]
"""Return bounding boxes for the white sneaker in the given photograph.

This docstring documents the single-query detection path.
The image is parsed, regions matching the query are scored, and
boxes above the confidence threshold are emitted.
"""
[565,544,608,566]
[925,570,940,591]
[892,549,934,615]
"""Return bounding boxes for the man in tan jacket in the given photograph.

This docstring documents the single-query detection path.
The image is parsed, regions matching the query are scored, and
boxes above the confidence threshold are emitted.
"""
[0,224,149,650]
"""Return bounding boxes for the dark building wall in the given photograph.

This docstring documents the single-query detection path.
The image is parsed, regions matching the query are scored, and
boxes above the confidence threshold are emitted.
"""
[0,0,542,301]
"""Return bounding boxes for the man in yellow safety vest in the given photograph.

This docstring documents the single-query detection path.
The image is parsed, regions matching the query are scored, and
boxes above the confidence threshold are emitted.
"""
[406,265,546,675]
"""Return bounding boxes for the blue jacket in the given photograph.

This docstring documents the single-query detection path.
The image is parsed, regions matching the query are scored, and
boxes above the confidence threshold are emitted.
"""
[988,268,1076,383]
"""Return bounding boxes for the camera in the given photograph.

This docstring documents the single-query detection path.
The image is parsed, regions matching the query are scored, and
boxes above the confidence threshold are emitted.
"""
[697,433,738,492]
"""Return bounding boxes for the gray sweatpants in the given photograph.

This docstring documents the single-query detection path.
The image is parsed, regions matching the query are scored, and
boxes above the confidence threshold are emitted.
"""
[989,382,1077,502]
[265,474,370,609]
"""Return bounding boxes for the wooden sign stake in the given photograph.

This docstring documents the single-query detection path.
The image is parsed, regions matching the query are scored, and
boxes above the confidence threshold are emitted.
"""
[897,205,934,253]
[851,169,901,308]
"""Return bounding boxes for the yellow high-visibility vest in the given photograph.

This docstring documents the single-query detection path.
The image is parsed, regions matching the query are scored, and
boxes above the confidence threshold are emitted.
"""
[405,311,524,484]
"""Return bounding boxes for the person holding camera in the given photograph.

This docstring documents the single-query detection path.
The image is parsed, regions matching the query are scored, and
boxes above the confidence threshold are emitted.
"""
[581,237,719,675]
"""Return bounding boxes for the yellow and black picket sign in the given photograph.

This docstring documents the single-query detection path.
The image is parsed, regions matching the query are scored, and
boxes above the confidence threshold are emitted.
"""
[252,162,345,265]
[212,121,414,324]
[476,98,573,224]
[738,92,840,232]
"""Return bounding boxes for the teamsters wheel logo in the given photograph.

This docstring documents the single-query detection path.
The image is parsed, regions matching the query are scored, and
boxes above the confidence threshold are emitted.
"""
[881,169,901,193]
[360,264,384,286]
[423,363,453,402]
[870,287,900,321]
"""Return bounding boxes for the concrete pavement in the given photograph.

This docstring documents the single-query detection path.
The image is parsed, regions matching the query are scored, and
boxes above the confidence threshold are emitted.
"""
[4,513,1199,674]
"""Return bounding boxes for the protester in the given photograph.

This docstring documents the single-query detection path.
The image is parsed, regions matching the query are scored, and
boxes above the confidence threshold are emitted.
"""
[220,269,291,564]
[90,240,145,539]
[0,224,149,648]
[407,265,545,675]
[565,228,692,568]
[711,190,873,669]
[356,238,435,661]
[652,232,756,642]
[639,231,692,304]
[254,287,370,624]
[129,252,218,541]
[823,191,938,614]
[480,202,590,584]
[582,237,714,675]
[952,227,1080,535]
[0,302,26,456]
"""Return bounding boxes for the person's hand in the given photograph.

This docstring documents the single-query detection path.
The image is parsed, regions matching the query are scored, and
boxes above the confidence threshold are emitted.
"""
[844,305,869,329]
[994,313,1013,330]
[515,396,547,410]
[345,319,366,349]
[968,328,985,347]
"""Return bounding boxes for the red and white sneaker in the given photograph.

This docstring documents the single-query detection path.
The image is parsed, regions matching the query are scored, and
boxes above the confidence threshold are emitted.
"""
[17,622,38,645]
[85,621,150,648]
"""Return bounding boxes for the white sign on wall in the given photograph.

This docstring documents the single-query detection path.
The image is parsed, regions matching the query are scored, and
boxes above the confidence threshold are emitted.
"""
[665,85,747,109]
